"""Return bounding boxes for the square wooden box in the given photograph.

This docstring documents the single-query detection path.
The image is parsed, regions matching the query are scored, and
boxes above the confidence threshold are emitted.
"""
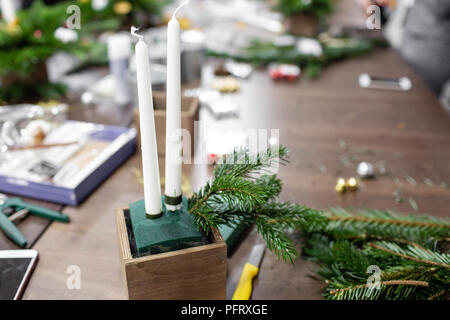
[115,208,227,300]
[134,91,199,156]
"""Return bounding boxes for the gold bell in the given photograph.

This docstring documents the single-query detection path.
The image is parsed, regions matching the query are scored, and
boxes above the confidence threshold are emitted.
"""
[346,177,359,191]
[335,178,346,193]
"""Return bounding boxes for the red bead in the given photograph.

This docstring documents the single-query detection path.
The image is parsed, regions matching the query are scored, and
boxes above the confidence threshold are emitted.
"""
[34,30,42,38]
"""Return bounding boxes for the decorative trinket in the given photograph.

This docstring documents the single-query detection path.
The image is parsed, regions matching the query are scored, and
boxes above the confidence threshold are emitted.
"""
[346,177,359,191]
[335,177,346,193]
[269,64,300,81]
[357,162,375,179]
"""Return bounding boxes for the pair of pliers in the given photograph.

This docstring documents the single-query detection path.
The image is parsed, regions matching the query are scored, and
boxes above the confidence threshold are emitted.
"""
[0,194,69,247]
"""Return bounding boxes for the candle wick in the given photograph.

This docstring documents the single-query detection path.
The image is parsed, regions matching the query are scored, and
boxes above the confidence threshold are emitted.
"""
[172,0,189,18]
[130,26,144,41]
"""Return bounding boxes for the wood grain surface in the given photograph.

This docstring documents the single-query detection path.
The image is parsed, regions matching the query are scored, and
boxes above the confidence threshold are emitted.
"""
[116,209,227,300]
[21,3,450,300]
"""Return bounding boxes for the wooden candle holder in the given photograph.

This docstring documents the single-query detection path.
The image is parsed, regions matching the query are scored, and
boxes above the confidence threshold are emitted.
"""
[134,91,199,157]
[115,207,227,300]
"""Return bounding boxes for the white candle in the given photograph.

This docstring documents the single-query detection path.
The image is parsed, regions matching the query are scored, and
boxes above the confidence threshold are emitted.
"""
[107,33,132,104]
[164,5,186,211]
[132,27,162,217]
[1,0,16,24]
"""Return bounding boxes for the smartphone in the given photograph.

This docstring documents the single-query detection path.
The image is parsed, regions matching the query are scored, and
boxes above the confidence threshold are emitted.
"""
[0,250,38,300]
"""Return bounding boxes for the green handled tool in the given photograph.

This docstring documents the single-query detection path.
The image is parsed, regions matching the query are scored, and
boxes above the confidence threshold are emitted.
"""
[0,193,69,247]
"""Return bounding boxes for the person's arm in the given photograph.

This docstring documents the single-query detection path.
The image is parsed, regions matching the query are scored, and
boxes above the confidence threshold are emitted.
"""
[422,0,450,19]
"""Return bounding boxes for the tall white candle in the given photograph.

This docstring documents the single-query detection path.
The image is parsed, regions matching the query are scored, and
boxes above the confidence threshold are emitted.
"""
[132,27,162,217]
[107,33,132,105]
[1,0,16,24]
[164,5,185,211]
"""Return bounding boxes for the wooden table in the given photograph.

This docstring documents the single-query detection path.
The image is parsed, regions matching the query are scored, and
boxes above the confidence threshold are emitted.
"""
[20,0,450,298]
[21,45,450,299]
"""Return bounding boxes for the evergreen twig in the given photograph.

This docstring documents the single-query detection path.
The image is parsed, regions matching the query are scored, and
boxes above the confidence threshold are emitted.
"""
[327,214,450,230]
[427,289,446,300]
[301,209,450,300]
[369,242,450,269]
[188,145,326,262]
[330,280,429,296]
[207,37,385,78]
[320,208,450,247]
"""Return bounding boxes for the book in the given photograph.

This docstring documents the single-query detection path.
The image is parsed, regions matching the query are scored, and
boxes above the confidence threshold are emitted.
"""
[0,121,136,205]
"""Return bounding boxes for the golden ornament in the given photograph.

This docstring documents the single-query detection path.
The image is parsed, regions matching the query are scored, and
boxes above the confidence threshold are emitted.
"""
[346,177,359,191]
[335,178,346,193]
[114,1,132,15]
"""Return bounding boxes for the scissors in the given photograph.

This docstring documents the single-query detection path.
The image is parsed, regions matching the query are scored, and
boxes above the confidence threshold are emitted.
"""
[0,193,69,247]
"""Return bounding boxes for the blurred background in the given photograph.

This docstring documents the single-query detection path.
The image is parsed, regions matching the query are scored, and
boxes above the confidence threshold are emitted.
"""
[1,0,449,159]
[1,0,449,105]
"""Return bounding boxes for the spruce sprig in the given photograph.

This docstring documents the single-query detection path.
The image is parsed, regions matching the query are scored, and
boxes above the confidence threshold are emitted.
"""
[302,209,450,300]
[321,208,450,248]
[207,37,382,78]
[369,241,450,269]
[188,145,326,263]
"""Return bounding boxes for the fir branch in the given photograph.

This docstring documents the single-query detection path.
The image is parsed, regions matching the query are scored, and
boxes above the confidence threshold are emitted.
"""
[320,208,450,247]
[327,214,450,230]
[206,37,383,78]
[189,176,268,215]
[369,242,450,269]
[303,234,450,300]
[189,145,324,262]
[329,280,429,300]
[324,233,434,251]
[427,289,447,300]
[213,145,289,180]
[255,215,298,264]
[259,202,326,231]
[379,265,439,282]
[256,202,327,263]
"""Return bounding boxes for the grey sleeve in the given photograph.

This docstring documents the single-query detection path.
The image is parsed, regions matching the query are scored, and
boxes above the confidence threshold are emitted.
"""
[420,0,450,19]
